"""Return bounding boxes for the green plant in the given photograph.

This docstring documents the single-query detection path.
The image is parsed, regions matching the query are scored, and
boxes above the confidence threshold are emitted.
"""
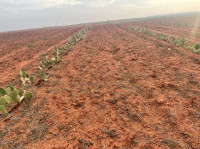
[19,70,34,87]
[64,27,90,52]
[39,73,49,82]
[66,43,71,51]
[19,70,33,101]
[128,25,200,54]
[0,70,33,115]
[0,87,19,114]
[54,46,60,62]
[192,43,200,54]
[184,43,200,54]
[28,44,34,48]
[38,56,55,70]
[0,27,91,115]
[174,37,185,47]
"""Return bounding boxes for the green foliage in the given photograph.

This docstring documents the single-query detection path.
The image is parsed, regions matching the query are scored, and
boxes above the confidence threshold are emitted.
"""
[38,56,54,70]
[0,71,34,115]
[12,88,20,103]
[39,73,49,82]
[0,88,6,96]
[184,43,200,54]
[25,92,32,99]
[65,27,89,50]
[54,46,60,62]
[0,105,6,115]
[174,37,185,47]
[0,87,20,114]
[128,25,200,54]
[38,47,61,71]
[28,44,34,48]
[66,43,71,51]
[173,22,191,27]
[19,70,34,84]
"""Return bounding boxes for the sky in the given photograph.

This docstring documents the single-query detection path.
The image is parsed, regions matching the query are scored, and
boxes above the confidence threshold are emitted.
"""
[0,0,200,32]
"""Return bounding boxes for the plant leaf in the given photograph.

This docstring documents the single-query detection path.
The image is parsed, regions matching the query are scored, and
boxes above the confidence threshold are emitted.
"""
[19,70,23,77]
[39,73,43,78]
[4,95,11,104]
[22,83,26,90]
[22,71,26,78]
[0,97,6,105]
[17,95,21,103]
[38,66,43,70]
[51,57,56,62]
[30,76,34,83]
[0,88,6,96]
[6,85,14,91]
[0,105,7,114]
[25,92,32,99]
[54,46,58,51]
[26,73,29,78]
[12,89,20,103]
[6,87,11,95]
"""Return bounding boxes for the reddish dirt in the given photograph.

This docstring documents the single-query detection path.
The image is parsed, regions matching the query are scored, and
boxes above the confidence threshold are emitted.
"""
[123,14,200,43]
[0,26,83,86]
[0,24,200,149]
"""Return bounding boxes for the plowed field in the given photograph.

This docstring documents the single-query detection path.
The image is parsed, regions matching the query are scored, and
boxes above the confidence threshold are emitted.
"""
[0,22,200,148]
[123,14,200,43]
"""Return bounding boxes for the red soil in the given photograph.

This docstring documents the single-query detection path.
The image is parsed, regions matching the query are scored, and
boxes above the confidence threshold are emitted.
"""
[0,24,200,148]
[0,26,83,86]
[123,14,200,43]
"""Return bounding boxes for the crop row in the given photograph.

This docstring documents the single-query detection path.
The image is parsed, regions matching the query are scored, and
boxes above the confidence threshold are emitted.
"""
[128,26,200,54]
[0,26,90,115]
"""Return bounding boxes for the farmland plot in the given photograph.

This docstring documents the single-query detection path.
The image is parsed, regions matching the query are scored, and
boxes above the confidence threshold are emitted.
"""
[123,14,200,43]
[0,26,83,86]
[0,24,200,148]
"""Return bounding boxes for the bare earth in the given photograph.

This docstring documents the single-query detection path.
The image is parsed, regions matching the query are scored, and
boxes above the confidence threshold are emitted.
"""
[0,17,200,149]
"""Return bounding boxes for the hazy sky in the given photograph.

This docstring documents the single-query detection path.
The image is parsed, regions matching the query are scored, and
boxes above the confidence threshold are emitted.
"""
[0,0,200,32]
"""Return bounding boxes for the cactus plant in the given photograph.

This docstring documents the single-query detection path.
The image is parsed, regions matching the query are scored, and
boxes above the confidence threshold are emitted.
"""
[38,55,57,70]
[0,86,31,115]
[39,72,49,82]
[129,26,189,49]
[19,70,34,85]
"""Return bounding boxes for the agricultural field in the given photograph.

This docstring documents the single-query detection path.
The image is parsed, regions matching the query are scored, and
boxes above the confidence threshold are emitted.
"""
[0,26,83,86]
[0,15,200,149]
[123,14,200,43]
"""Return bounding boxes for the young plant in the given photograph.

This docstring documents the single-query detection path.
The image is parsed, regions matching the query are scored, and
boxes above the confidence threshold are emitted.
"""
[19,70,33,101]
[66,43,71,51]
[19,70,34,86]
[39,72,49,82]
[0,86,32,115]
[38,56,56,70]
[54,46,60,62]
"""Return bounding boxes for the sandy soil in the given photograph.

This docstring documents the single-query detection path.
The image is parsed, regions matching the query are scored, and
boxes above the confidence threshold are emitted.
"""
[0,24,200,148]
